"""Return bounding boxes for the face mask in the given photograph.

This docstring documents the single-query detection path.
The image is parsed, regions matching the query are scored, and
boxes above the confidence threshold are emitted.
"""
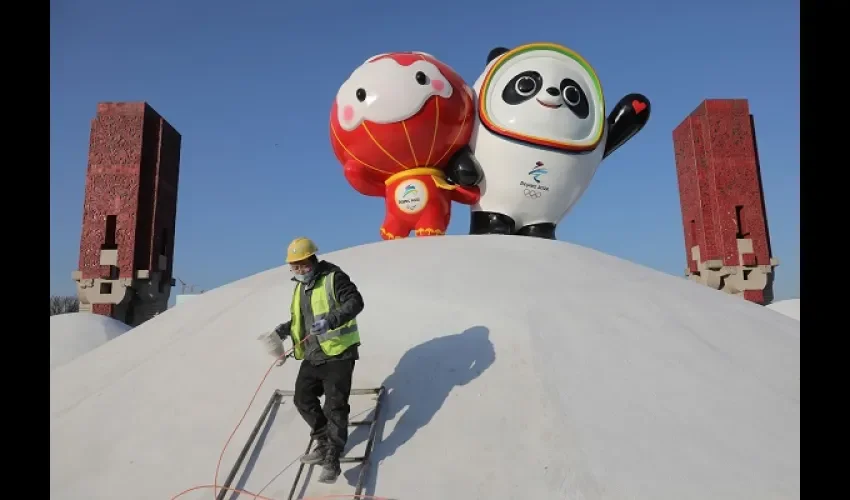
[294,269,315,283]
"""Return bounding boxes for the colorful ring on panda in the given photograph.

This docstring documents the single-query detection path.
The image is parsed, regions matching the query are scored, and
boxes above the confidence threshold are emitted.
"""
[477,42,606,152]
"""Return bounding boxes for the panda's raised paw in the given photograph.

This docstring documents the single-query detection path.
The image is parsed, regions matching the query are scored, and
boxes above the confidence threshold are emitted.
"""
[603,93,652,159]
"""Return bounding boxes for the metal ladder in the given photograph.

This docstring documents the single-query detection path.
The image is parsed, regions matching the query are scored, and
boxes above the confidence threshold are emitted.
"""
[216,386,386,500]
[286,386,386,500]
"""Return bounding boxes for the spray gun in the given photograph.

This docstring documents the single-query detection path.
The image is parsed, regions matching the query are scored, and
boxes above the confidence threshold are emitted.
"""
[258,331,290,366]
[258,329,316,366]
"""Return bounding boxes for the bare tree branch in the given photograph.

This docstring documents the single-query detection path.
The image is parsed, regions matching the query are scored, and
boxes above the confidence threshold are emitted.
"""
[50,295,80,316]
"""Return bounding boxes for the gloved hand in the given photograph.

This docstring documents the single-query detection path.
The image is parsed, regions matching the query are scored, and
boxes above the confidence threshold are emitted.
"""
[273,323,289,340]
[310,319,329,335]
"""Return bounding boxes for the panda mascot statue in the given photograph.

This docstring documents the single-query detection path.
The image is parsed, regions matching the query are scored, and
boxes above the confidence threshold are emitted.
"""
[444,42,652,239]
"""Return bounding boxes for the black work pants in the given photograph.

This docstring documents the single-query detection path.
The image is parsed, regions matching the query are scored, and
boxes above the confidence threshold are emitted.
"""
[293,358,355,453]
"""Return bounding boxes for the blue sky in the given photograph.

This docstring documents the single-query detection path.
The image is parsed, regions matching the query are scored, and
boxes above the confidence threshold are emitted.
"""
[50,0,800,300]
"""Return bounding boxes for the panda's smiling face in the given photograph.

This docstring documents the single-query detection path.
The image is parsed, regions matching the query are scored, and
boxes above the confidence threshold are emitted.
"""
[502,70,589,117]
[477,45,606,151]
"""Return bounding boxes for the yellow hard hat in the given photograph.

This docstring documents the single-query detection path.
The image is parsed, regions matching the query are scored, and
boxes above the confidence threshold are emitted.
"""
[286,237,318,263]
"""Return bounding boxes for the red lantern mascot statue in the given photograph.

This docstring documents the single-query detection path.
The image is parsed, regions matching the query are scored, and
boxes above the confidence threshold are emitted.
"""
[330,52,483,240]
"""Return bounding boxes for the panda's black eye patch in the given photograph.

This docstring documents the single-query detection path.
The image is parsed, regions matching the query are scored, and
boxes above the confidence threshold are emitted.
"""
[560,78,589,119]
[502,71,543,105]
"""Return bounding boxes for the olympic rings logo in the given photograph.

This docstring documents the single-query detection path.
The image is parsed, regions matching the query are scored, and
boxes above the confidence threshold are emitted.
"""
[523,188,542,199]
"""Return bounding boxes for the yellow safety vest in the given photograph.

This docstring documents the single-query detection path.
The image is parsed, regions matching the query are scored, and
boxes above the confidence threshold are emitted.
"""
[290,271,361,360]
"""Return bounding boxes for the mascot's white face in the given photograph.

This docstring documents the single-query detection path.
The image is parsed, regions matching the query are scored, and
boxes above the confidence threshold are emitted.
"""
[335,54,454,132]
[475,43,606,152]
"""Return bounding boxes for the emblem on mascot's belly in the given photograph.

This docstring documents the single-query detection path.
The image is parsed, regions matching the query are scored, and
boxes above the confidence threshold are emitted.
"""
[395,179,429,214]
[520,162,550,199]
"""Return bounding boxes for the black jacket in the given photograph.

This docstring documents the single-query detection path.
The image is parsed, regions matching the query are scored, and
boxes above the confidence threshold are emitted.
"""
[274,260,363,362]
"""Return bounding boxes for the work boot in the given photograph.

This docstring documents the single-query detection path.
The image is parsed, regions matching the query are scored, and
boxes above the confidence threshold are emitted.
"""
[317,449,342,484]
[299,439,329,465]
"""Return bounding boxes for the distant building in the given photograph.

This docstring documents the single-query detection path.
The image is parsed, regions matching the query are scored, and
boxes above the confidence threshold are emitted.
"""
[174,294,202,307]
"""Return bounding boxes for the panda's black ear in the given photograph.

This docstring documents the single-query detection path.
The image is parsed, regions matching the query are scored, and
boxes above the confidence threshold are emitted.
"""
[487,47,510,64]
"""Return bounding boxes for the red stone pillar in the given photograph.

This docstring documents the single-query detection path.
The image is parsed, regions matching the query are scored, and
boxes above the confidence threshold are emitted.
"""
[72,102,182,325]
[672,99,778,304]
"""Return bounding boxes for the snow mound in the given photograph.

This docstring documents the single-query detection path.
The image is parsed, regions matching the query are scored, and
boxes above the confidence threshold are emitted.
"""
[49,236,800,500]
[766,298,800,321]
[50,312,132,371]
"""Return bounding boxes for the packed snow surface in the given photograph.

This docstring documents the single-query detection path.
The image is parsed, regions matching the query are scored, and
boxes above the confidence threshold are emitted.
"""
[766,298,800,321]
[49,311,132,371]
[49,236,800,500]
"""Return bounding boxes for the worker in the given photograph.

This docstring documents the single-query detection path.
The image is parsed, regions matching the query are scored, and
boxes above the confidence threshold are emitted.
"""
[271,237,364,484]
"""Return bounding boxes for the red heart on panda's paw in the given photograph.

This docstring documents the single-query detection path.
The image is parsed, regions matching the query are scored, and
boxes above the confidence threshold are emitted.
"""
[632,100,647,114]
